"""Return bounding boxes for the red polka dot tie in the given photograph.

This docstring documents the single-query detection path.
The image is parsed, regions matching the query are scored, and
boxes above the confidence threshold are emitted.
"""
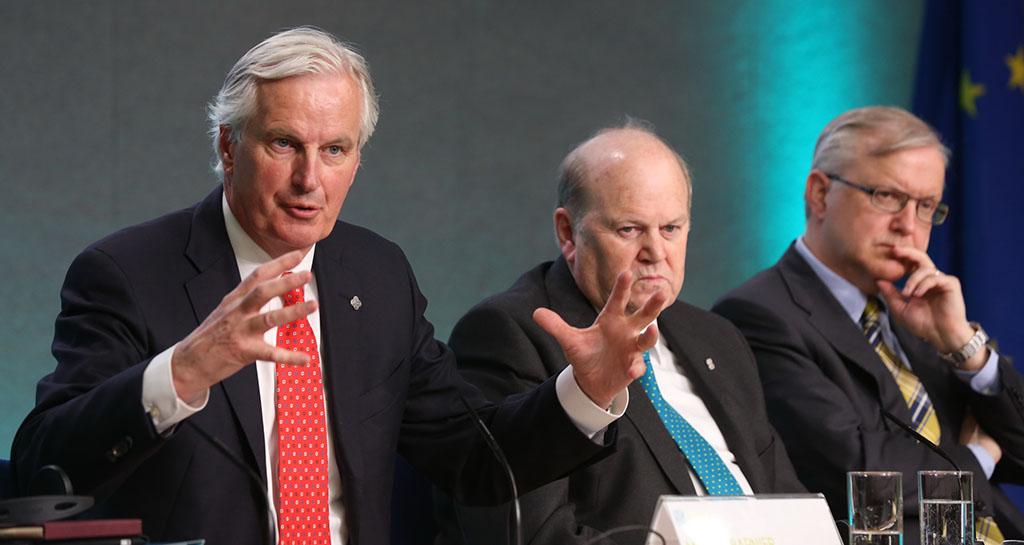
[276,281,331,544]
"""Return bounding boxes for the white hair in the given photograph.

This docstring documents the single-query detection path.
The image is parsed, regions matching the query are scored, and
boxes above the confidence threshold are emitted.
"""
[207,26,379,180]
[812,106,949,176]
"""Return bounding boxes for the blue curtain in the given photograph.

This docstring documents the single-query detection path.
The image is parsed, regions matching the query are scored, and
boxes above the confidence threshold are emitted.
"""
[912,0,1024,510]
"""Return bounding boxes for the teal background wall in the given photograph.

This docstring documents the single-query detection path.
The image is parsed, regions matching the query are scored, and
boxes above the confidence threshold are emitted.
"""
[0,1,924,457]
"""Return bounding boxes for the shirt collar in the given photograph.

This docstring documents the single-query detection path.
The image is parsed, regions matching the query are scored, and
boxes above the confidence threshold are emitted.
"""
[222,193,316,280]
[794,236,867,324]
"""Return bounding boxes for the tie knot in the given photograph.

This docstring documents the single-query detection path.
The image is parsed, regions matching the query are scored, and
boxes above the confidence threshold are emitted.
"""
[281,272,305,306]
[860,297,882,330]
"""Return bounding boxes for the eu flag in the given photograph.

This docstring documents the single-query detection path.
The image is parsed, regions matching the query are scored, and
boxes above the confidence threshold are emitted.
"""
[913,0,1024,514]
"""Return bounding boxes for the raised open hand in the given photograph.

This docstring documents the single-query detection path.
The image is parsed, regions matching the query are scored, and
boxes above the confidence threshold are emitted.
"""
[534,271,666,408]
[171,250,318,403]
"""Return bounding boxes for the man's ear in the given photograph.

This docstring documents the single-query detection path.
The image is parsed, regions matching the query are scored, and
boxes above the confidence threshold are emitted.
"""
[218,125,237,176]
[554,207,577,264]
[805,170,831,220]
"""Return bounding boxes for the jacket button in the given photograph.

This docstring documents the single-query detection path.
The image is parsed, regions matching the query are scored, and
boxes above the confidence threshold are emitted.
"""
[106,436,134,462]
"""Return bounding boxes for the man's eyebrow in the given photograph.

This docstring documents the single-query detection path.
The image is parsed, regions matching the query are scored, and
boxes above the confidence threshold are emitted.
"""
[324,135,356,149]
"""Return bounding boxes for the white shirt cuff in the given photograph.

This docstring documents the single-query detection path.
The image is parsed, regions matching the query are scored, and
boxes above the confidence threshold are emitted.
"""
[555,366,628,443]
[953,348,1001,395]
[142,343,209,434]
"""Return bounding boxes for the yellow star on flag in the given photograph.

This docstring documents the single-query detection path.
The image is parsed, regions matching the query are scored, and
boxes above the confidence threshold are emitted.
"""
[1007,46,1024,92]
[960,69,986,118]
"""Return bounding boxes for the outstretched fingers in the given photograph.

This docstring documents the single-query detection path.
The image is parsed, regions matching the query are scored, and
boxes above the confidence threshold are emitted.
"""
[238,268,312,314]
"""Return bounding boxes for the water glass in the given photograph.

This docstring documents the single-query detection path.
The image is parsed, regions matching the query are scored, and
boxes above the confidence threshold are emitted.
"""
[848,471,903,545]
[919,470,974,545]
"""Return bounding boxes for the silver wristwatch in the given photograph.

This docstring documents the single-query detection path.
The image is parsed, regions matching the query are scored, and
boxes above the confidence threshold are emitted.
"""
[939,322,989,365]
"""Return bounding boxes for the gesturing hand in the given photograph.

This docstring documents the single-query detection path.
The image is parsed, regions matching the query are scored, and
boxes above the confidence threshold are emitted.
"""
[533,271,667,409]
[171,251,318,403]
[877,245,982,369]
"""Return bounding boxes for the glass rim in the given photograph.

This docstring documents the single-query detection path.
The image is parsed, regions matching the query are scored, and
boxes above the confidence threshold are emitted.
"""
[917,470,972,477]
[847,470,902,477]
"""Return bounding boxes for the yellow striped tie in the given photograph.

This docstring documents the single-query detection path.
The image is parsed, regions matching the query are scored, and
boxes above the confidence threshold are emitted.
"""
[860,298,941,445]
[861,299,1004,544]
[976,515,1004,544]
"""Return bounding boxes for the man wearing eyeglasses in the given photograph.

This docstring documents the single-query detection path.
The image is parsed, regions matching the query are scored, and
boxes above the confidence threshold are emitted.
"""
[713,106,1024,544]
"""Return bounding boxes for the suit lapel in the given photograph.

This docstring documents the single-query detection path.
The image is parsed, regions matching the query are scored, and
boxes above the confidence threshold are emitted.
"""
[656,309,767,491]
[625,380,698,494]
[311,229,365,501]
[182,187,267,481]
[544,259,598,330]
[776,245,913,422]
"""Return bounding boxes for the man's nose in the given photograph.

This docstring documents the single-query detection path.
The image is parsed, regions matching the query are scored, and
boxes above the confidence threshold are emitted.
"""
[890,200,919,235]
[639,232,667,262]
[292,149,319,190]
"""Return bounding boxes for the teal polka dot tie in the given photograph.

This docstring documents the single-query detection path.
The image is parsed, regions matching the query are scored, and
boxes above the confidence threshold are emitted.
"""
[639,351,743,495]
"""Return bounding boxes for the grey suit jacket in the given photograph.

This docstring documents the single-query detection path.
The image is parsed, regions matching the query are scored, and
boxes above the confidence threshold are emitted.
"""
[713,243,1024,544]
[436,258,804,545]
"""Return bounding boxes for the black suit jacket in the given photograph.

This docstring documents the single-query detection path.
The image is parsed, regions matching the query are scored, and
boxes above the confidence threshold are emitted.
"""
[713,244,1024,544]
[11,188,611,545]
[436,258,804,545]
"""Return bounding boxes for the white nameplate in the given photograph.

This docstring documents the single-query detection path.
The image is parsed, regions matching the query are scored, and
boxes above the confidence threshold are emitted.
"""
[646,494,842,545]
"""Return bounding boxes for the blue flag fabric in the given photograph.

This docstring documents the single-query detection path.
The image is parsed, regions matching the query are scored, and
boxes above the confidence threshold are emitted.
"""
[912,0,1024,511]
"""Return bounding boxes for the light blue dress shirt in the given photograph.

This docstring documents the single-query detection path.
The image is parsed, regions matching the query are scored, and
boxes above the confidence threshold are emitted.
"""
[794,237,999,477]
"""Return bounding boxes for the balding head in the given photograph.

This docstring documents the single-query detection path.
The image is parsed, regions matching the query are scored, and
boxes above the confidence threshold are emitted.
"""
[557,125,692,228]
[553,123,693,312]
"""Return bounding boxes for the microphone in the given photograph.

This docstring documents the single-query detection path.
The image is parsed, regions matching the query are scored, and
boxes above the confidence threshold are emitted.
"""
[184,420,278,545]
[0,465,93,525]
[881,410,970,509]
[29,465,76,496]
[881,410,961,471]
[457,393,523,545]
[455,395,671,545]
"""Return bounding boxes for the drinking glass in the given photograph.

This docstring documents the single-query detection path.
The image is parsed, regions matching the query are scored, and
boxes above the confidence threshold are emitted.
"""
[919,470,973,545]
[848,471,903,545]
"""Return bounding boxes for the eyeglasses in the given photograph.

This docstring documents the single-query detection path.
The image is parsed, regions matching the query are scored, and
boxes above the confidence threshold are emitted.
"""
[825,173,949,225]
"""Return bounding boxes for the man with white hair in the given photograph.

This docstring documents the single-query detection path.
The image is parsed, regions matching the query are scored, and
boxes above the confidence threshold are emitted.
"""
[12,27,660,545]
[714,106,1024,544]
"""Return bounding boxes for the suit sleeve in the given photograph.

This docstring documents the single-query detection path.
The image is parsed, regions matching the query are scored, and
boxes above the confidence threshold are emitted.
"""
[713,295,996,519]
[968,356,1024,484]
[12,247,169,497]
[435,302,626,545]
[389,259,612,511]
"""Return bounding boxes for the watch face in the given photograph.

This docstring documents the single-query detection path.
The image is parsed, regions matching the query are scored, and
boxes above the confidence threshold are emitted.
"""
[944,324,987,366]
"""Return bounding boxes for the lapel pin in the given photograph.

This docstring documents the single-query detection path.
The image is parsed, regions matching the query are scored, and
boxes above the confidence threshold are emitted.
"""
[350,296,362,310]
[705,357,716,370]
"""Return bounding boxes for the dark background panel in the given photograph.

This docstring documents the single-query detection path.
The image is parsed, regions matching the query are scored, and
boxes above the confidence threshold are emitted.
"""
[0,0,924,455]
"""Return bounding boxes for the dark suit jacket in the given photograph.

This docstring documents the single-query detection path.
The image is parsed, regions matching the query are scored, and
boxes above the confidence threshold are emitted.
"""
[713,244,1024,544]
[10,188,611,545]
[436,258,805,545]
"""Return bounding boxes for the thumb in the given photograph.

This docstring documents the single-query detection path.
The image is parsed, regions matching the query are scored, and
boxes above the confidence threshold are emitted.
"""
[637,322,659,352]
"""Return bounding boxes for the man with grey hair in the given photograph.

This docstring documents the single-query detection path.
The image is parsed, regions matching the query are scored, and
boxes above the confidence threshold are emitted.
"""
[714,106,1024,544]
[12,27,663,545]
[436,124,804,545]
